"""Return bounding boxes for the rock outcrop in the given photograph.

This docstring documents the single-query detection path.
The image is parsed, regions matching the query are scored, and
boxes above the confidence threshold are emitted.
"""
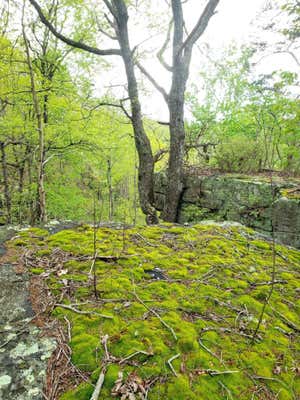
[0,227,56,400]
[154,172,300,248]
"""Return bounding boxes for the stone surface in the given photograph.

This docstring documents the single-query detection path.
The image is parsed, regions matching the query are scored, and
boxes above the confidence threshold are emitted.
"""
[0,228,56,400]
[154,172,300,248]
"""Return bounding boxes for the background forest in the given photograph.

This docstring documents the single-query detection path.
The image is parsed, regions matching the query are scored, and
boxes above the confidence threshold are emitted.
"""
[0,0,299,225]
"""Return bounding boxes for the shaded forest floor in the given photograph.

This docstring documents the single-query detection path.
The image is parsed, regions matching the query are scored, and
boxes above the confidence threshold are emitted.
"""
[5,223,300,400]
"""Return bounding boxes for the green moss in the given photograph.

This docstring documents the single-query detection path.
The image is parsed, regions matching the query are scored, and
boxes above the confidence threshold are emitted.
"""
[240,350,274,377]
[166,375,196,400]
[12,223,299,400]
[250,240,271,250]
[70,333,100,372]
[281,188,300,199]
[30,267,44,275]
[60,383,93,400]
[35,248,51,257]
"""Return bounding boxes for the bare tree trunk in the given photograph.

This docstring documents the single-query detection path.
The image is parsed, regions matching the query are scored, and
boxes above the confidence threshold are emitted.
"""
[112,0,158,224]
[28,0,158,224]
[106,155,113,221]
[161,0,191,222]
[162,60,187,222]
[22,17,47,223]
[0,142,12,224]
[28,0,219,224]
[161,0,219,222]
[133,148,138,225]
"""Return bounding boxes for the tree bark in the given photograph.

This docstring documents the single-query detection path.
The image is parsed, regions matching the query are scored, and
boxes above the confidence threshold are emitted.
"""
[162,0,219,222]
[111,0,158,224]
[0,142,12,224]
[28,0,158,224]
[22,20,47,223]
[107,155,113,221]
[161,0,189,222]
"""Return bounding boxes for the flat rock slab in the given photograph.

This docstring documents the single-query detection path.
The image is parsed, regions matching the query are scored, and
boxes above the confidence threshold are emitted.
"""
[0,234,56,400]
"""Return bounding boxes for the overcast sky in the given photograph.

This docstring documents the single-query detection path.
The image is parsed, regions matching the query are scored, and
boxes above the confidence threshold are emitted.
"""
[188,0,266,46]
[21,0,298,120]
[89,0,299,120]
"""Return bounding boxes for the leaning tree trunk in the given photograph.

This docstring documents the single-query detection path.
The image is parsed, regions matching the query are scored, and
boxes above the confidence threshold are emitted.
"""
[113,0,158,224]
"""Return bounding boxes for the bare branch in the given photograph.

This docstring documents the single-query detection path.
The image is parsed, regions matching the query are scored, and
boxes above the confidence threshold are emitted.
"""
[157,19,173,71]
[103,0,117,20]
[179,0,219,56]
[136,61,169,103]
[157,120,170,126]
[91,99,132,120]
[171,0,184,60]
[95,16,117,40]
[167,353,180,376]
[28,0,121,56]
[154,148,168,163]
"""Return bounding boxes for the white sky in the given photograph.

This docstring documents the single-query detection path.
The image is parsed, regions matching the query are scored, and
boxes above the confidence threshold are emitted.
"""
[190,0,266,45]
[17,0,299,120]
[89,0,299,120]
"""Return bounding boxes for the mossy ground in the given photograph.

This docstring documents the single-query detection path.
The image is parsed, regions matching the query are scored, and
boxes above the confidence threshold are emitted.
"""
[9,224,300,399]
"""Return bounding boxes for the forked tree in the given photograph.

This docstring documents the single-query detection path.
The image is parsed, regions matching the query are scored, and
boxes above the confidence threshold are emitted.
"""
[28,0,219,223]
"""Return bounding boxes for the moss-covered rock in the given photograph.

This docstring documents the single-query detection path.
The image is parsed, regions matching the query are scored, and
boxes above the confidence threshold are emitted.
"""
[10,223,300,399]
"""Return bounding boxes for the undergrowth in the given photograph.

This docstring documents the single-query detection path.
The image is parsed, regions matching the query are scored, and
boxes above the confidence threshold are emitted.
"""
[9,223,300,399]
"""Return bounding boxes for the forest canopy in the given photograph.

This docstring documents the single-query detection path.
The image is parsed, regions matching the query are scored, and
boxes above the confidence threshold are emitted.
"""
[0,0,299,225]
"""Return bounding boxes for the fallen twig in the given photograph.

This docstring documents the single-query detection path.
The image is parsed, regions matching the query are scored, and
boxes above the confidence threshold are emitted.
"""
[90,367,107,400]
[201,326,262,342]
[167,353,180,377]
[119,350,153,365]
[55,303,113,319]
[63,316,71,342]
[199,339,221,362]
[131,233,158,247]
[218,380,233,399]
[90,335,111,400]
[270,306,300,333]
[132,292,177,341]
[249,280,287,287]
[207,369,239,376]
[252,375,291,391]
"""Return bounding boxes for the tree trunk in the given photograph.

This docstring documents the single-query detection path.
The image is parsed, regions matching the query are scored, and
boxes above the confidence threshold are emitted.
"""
[112,0,158,224]
[22,23,47,223]
[28,0,218,224]
[0,142,12,224]
[162,0,219,222]
[161,0,190,222]
[107,155,113,221]
[162,74,187,222]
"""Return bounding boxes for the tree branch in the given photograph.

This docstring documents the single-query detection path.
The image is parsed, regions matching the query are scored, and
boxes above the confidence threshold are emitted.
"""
[179,0,219,56]
[157,120,170,126]
[154,148,168,163]
[157,19,173,71]
[28,0,121,56]
[171,0,184,60]
[95,16,117,40]
[91,99,132,120]
[136,61,169,103]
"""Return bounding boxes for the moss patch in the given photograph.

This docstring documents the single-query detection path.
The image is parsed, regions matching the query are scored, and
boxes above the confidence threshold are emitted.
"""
[11,223,300,399]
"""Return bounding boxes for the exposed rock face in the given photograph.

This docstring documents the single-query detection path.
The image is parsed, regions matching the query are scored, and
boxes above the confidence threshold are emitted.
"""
[0,228,56,400]
[154,173,300,248]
